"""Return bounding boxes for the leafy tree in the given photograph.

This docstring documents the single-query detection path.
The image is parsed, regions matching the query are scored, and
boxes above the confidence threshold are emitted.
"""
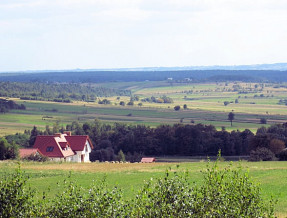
[29,126,40,146]
[117,150,126,162]
[228,112,235,126]
[269,139,285,155]
[260,118,267,124]
[174,105,180,111]
[224,101,230,106]
[127,101,134,106]
[183,104,187,109]
[249,147,275,161]
[119,101,125,106]
[0,138,9,160]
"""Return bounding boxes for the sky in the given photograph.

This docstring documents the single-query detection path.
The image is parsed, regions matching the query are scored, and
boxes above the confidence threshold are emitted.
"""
[0,0,287,71]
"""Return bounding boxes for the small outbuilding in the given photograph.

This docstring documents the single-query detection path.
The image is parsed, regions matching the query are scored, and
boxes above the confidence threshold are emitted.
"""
[19,148,42,158]
[141,157,156,163]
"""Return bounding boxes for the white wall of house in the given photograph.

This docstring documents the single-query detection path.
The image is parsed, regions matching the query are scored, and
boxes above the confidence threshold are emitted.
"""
[70,141,92,163]
[50,156,73,162]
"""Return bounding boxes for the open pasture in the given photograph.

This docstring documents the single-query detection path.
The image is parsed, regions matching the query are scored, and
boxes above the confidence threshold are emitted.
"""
[1,81,287,136]
[0,160,287,217]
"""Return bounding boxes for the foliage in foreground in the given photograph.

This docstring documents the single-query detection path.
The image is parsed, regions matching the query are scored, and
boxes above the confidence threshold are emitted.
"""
[0,160,276,217]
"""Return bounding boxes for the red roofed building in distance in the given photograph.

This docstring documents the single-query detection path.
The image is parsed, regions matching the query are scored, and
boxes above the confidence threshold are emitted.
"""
[141,157,156,163]
[19,148,42,159]
[33,131,93,162]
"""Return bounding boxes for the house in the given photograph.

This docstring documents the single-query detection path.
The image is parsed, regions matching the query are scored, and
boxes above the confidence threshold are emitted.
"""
[19,148,42,159]
[33,131,93,162]
[141,157,156,163]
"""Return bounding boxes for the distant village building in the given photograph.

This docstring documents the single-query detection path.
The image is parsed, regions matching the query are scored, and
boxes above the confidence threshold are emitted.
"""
[19,148,42,159]
[141,157,156,163]
[167,78,173,81]
[31,131,93,162]
[184,78,192,82]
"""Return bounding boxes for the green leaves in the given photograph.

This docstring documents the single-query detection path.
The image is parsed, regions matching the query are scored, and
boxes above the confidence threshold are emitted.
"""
[0,160,276,217]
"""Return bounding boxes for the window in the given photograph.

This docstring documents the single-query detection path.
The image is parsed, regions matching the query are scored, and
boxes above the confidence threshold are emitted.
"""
[46,146,54,152]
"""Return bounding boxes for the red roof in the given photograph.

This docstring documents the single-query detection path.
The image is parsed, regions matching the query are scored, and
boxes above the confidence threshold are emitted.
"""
[65,135,93,151]
[33,135,74,158]
[33,133,93,159]
[141,157,156,163]
[19,148,41,158]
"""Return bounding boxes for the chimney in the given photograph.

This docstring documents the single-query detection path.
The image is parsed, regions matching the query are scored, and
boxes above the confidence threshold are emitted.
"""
[54,133,62,137]
[64,131,71,136]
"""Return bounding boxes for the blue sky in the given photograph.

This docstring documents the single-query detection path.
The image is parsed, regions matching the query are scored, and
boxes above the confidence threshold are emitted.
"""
[0,0,287,71]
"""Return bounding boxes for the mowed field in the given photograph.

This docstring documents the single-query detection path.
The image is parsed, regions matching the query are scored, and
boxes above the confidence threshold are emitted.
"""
[1,81,287,136]
[0,160,287,217]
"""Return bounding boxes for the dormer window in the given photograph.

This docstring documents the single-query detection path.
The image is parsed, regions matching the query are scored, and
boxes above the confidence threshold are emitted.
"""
[46,146,54,152]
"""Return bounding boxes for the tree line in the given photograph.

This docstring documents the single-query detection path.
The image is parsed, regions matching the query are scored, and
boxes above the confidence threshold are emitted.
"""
[0,99,26,113]
[2,120,287,162]
[0,82,131,103]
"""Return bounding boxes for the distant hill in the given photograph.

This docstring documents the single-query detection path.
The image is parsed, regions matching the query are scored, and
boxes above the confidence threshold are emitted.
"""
[1,63,287,74]
[0,63,287,83]
[0,69,286,83]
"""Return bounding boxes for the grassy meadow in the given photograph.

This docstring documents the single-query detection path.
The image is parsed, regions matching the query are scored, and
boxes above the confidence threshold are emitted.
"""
[1,81,287,136]
[0,160,287,217]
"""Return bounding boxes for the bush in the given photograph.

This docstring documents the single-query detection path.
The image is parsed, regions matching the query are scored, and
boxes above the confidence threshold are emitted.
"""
[46,176,127,217]
[23,153,49,162]
[0,166,38,217]
[174,105,180,111]
[130,159,276,217]
[249,147,276,161]
[260,118,267,124]
[1,159,276,217]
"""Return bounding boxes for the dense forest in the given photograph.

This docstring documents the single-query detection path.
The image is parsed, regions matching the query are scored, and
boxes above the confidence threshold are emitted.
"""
[1,70,287,83]
[2,121,287,162]
[0,82,131,102]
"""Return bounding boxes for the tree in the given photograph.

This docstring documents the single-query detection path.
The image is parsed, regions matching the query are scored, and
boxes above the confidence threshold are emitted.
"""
[127,101,134,106]
[228,112,234,126]
[224,101,230,106]
[174,105,180,111]
[269,139,285,155]
[183,104,187,109]
[29,126,40,146]
[117,150,126,162]
[0,138,9,160]
[260,118,267,124]
[119,101,125,106]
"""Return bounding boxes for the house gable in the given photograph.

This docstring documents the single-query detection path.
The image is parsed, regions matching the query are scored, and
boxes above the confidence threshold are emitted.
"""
[32,133,93,162]
[33,135,74,158]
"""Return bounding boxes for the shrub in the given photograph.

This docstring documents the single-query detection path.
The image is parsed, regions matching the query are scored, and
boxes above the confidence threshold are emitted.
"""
[192,161,275,217]
[260,118,267,124]
[1,159,276,217]
[46,176,127,217]
[23,153,49,162]
[249,147,276,161]
[129,159,276,217]
[0,166,38,217]
[174,105,180,111]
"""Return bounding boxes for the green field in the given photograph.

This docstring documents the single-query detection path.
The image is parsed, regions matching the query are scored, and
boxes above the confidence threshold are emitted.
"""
[0,160,286,217]
[1,81,287,136]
